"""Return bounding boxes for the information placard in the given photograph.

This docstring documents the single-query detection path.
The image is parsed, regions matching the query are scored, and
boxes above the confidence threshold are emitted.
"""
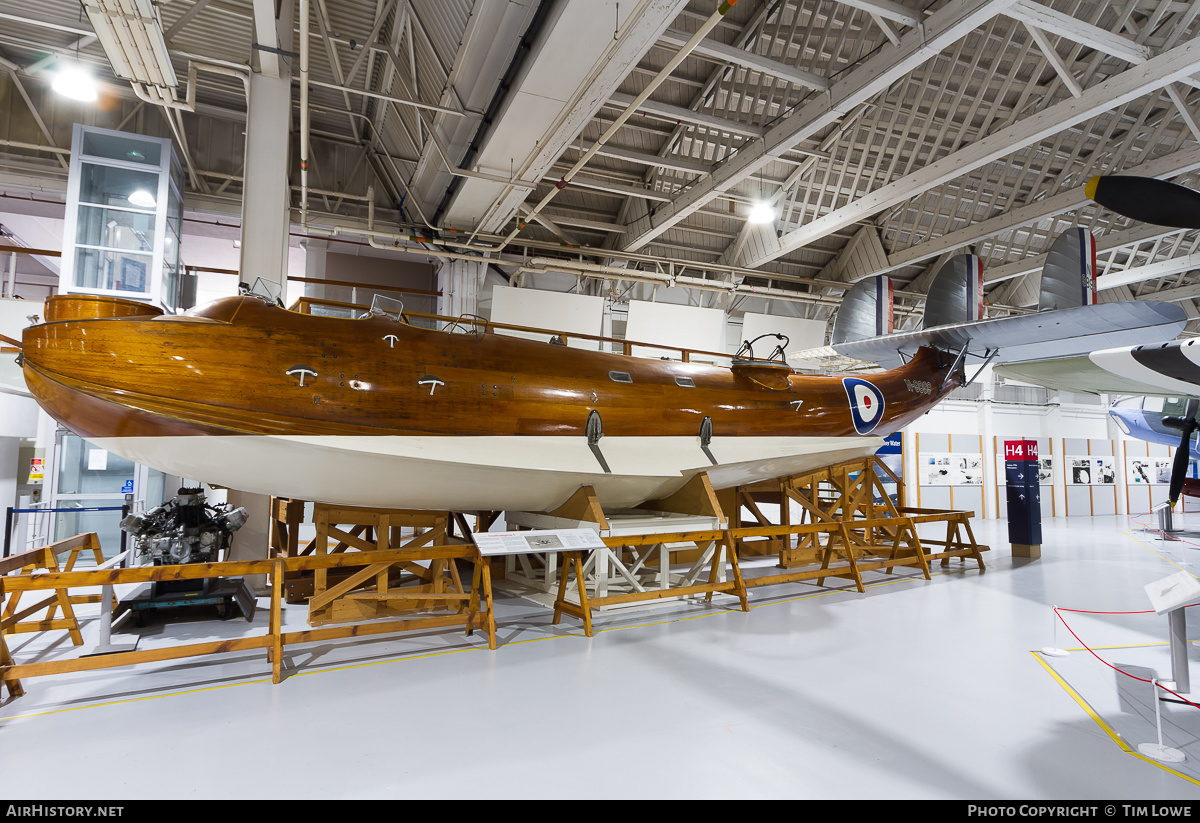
[920,453,983,486]
[1067,455,1116,485]
[473,529,608,557]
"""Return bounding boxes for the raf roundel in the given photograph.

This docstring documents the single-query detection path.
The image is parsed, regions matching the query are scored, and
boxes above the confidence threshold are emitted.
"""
[842,377,886,435]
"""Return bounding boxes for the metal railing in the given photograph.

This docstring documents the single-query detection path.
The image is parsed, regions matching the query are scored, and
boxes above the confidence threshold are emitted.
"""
[289,295,737,363]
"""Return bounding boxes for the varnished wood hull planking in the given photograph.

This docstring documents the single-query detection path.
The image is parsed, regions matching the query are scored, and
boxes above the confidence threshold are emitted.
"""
[22,295,963,510]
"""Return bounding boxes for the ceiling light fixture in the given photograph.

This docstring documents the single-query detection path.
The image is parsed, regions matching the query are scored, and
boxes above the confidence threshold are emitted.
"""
[748,167,775,224]
[748,200,776,224]
[127,189,157,208]
[84,0,177,88]
[51,64,99,102]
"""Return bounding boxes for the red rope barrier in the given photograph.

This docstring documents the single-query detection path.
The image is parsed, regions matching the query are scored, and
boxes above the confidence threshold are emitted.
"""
[1129,510,1200,549]
[1052,607,1200,710]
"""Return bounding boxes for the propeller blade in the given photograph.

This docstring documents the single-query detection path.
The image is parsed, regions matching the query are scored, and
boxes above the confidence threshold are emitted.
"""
[1086,176,1200,230]
[1169,424,1197,505]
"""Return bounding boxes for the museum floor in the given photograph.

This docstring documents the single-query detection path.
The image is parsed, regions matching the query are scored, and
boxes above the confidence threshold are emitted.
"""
[3,513,1200,800]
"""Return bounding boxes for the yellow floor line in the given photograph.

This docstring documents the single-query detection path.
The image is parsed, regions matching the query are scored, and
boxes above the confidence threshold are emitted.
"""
[1124,529,1192,573]
[1046,528,1200,784]
[1030,651,1200,786]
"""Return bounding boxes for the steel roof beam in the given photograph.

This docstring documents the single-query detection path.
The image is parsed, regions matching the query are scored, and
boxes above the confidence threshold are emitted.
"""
[830,0,922,29]
[574,142,714,176]
[882,143,1200,274]
[1096,250,1200,291]
[1005,0,1150,65]
[619,0,1017,254]
[604,92,764,139]
[736,37,1200,271]
[656,28,828,92]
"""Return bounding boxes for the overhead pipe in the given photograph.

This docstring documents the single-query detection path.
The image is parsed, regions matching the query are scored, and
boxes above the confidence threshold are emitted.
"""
[511,261,924,313]
[493,0,742,253]
[299,214,913,305]
[302,77,466,118]
[130,62,249,114]
[300,0,311,233]
[303,217,981,314]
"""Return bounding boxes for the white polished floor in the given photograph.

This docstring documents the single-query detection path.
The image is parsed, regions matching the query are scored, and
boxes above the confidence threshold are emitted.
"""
[3,514,1200,799]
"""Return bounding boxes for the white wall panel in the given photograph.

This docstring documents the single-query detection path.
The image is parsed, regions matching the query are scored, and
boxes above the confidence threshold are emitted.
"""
[739,312,826,355]
[490,285,604,350]
[625,301,726,360]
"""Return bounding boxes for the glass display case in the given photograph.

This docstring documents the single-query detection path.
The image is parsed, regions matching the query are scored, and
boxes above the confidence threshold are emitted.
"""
[60,125,185,310]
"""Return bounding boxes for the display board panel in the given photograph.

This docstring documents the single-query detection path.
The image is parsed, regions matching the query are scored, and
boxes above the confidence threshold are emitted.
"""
[625,301,727,360]
[1126,456,1171,485]
[920,453,984,486]
[491,285,604,351]
[739,313,826,355]
[1066,455,1117,485]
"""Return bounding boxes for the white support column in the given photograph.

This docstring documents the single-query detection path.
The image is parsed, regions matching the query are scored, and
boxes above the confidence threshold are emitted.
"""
[976,367,995,518]
[238,71,292,295]
[438,258,488,319]
[302,238,327,300]
[240,0,295,297]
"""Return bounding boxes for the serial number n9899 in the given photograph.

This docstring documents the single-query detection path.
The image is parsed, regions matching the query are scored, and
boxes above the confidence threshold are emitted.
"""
[904,379,932,395]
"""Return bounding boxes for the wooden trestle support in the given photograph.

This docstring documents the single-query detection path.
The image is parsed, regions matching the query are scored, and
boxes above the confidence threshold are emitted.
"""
[1,533,106,650]
[0,456,987,695]
[271,502,496,648]
[549,456,988,635]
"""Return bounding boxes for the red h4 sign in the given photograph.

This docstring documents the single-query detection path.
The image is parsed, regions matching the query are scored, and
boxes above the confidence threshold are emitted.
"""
[1004,440,1039,461]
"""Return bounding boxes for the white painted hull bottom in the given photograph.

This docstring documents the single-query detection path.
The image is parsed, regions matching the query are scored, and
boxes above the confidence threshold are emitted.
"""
[89,434,884,513]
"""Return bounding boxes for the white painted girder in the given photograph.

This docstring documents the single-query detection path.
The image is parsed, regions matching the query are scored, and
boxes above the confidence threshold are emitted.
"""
[831,0,922,29]
[619,0,1018,254]
[1006,0,1150,65]
[882,144,1200,274]
[1097,251,1200,292]
[251,0,288,79]
[606,91,765,139]
[583,142,714,176]
[656,28,828,92]
[737,37,1200,272]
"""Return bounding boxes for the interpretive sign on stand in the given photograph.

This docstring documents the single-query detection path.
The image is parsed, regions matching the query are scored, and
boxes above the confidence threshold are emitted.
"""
[1005,439,1042,559]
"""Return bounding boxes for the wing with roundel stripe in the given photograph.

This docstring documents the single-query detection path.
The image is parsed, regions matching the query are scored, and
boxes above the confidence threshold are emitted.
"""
[996,340,1200,397]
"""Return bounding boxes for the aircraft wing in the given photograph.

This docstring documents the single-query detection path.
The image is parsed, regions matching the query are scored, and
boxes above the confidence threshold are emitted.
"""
[996,338,1200,397]
[994,356,1178,396]
[813,301,1187,369]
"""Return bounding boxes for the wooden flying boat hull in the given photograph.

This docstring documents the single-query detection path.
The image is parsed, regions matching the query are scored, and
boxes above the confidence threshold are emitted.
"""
[21,294,964,512]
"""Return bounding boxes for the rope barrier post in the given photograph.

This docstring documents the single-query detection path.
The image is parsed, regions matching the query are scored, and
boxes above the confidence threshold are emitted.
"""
[1138,679,1186,763]
[1168,606,1191,694]
[3,506,12,559]
[1041,605,1068,657]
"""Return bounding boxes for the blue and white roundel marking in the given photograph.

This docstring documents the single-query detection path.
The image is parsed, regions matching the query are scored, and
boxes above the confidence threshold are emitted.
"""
[843,377,886,435]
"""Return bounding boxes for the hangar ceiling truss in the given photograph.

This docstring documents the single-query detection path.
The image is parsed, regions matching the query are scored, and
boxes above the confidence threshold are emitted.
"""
[0,0,1199,326]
